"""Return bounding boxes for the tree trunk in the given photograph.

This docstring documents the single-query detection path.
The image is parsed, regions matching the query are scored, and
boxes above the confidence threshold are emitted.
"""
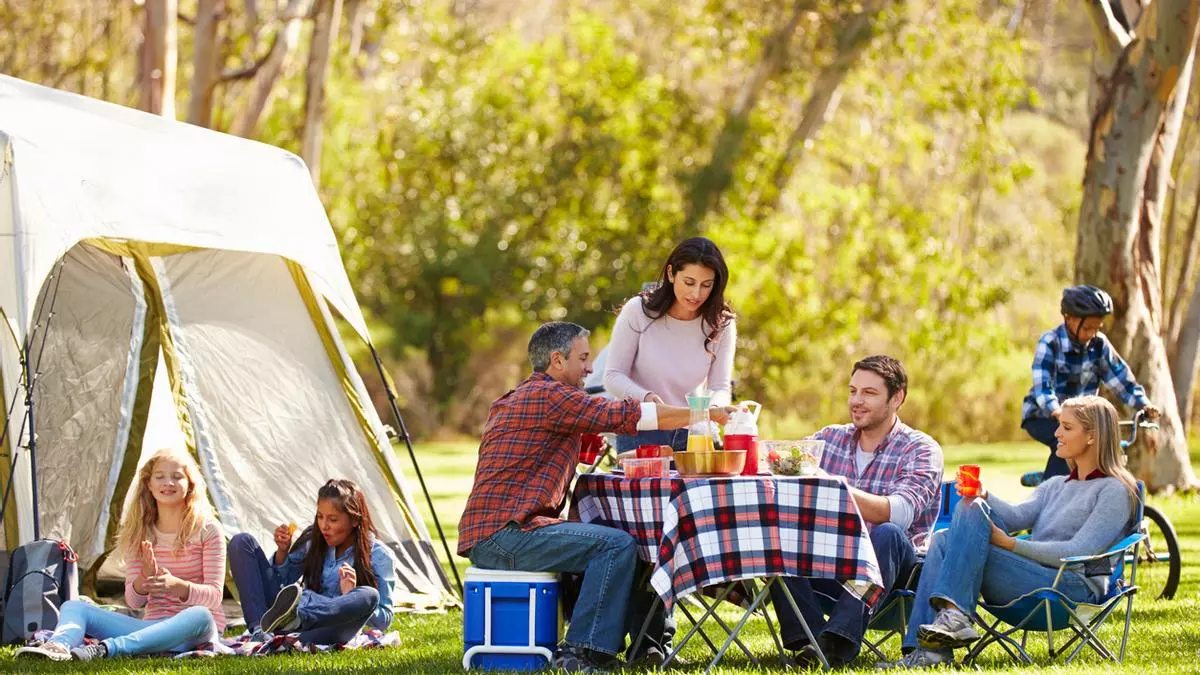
[187,0,225,127]
[681,0,810,233]
[301,0,343,185]
[140,0,178,118]
[347,0,371,60]
[1171,275,1200,421]
[758,1,886,216]
[229,0,313,138]
[1075,0,1200,491]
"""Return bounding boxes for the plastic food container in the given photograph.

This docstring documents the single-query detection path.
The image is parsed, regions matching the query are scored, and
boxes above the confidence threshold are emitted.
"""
[623,457,670,479]
[762,440,826,476]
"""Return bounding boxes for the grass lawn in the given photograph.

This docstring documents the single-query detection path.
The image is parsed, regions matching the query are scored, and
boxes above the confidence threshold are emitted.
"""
[4,439,1198,673]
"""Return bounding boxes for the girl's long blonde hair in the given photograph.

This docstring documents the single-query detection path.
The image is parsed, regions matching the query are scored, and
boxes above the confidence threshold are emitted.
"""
[117,448,215,560]
[1060,396,1140,504]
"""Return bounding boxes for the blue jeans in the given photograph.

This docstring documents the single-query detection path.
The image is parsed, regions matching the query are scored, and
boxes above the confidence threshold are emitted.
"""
[49,600,218,656]
[468,522,637,657]
[228,532,283,630]
[615,429,687,452]
[296,587,380,644]
[1023,417,1068,478]
[903,499,1095,649]
[770,522,917,661]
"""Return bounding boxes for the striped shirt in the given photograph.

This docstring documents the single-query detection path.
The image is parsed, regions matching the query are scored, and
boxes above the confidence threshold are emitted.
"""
[124,520,226,631]
[1021,325,1149,421]
[458,372,642,555]
[813,419,944,548]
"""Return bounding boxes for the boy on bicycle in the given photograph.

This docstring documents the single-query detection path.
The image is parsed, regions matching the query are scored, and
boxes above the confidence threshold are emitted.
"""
[1021,285,1161,478]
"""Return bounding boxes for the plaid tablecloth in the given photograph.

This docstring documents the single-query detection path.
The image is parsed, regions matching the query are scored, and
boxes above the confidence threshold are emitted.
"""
[571,474,884,609]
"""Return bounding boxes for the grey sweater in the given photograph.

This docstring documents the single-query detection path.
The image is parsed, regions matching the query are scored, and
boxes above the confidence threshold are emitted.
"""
[986,475,1135,597]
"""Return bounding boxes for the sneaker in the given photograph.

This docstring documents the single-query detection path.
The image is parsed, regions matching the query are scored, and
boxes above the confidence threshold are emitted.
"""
[261,582,303,634]
[876,648,954,669]
[70,641,109,661]
[14,643,71,661]
[553,646,612,673]
[626,644,666,667]
[917,607,980,649]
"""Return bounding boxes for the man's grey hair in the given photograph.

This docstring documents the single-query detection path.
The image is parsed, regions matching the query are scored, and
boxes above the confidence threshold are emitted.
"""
[529,322,590,372]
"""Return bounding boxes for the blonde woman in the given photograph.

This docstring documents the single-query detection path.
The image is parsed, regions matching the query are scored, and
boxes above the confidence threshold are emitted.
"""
[16,449,225,661]
[880,395,1138,669]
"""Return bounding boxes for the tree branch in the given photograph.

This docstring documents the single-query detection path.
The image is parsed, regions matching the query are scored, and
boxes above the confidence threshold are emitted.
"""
[1085,0,1131,65]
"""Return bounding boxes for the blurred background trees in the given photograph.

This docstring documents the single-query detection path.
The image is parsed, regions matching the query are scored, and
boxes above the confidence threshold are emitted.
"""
[3,0,1198,488]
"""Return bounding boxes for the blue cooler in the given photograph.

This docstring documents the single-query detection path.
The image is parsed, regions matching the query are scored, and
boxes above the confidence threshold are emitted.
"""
[462,567,561,670]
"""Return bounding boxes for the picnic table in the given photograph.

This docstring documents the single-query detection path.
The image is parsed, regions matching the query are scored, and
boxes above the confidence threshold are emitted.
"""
[571,472,884,671]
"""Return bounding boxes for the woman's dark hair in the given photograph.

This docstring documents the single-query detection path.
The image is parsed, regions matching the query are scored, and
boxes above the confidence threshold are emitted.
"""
[638,237,734,354]
[301,479,379,592]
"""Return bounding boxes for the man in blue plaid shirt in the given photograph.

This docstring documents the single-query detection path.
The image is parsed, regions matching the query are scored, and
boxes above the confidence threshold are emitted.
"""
[1022,285,1160,478]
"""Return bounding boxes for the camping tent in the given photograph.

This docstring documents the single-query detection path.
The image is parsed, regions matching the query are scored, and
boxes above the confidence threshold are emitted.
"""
[0,74,455,610]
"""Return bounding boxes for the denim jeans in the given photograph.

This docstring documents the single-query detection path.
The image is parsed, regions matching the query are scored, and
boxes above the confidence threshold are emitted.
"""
[1022,417,1068,478]
[770,522,917,661]
[296,586,380,644]
[468,521,638,656]
[902,498,1095,649]
[49,600,218,656]
[615,429,688,453]
[227,532,283,630]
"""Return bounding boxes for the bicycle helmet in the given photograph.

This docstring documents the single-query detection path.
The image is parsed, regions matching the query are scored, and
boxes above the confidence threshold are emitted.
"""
[1060,285,1113,317]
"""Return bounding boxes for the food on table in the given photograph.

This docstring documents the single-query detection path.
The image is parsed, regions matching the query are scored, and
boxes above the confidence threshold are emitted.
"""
[764,440,825,476]
[624,457,670,479]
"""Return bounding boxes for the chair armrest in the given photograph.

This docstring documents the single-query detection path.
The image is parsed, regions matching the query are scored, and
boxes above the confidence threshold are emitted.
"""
[1058,533,1145,565]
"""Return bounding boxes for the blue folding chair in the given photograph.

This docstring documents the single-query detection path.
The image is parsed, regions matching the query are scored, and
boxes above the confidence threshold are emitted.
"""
[858,480,957,658]
[964,482,1146,665]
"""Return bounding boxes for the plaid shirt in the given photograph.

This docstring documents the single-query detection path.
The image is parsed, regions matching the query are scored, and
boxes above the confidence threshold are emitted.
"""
[812,419,943,548]
[457,372,641,556]
[1021,325,1150,421]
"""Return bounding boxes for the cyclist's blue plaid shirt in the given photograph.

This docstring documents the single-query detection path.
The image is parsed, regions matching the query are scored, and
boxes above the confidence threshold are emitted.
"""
[1021,324,1150,420]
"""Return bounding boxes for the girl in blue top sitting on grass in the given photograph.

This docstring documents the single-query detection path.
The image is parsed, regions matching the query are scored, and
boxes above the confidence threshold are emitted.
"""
[227,479,399,644]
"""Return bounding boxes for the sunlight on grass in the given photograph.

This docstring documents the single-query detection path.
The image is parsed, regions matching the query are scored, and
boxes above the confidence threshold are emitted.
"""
[4,438,1196,673]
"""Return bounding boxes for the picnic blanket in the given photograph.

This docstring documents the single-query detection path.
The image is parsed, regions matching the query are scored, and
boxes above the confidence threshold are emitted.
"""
[28,627,401,658]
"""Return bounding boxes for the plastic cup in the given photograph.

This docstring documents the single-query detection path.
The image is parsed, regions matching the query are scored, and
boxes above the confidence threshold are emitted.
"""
[636,444,661,459]
[957,464,981,496]
[580,434,605,464]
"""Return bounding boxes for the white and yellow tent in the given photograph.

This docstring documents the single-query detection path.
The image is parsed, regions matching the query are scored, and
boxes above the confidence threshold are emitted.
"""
[0,74,455,609]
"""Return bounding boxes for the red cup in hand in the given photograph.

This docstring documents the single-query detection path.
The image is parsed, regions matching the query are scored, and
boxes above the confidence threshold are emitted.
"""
[636,444,660,459]
[957,464,981,497]
[580,434,605,464]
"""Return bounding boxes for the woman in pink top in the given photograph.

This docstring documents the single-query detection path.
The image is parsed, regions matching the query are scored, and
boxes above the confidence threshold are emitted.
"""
[16,449,225,662]
[604,236,737,452]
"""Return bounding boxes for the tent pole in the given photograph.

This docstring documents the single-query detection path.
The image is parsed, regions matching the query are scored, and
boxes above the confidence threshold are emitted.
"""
[368,345,463,597]
[21,342,38,540]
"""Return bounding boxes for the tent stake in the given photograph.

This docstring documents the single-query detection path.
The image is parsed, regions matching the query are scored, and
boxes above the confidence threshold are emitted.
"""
[368,345,464,598]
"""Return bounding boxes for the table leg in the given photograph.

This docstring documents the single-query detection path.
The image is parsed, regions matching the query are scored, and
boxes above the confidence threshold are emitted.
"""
[702,578,781,674]
[676,600,724,656]
[774,577,830,670]
[742,578,787,659]
[662,583,738,668]
[685,587,757,662]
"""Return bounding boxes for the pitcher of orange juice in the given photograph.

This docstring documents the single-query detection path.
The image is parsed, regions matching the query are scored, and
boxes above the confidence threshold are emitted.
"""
[685,393,715,452]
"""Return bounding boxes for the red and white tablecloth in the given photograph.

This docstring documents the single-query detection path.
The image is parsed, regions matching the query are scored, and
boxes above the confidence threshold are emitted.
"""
[571,473,884,609]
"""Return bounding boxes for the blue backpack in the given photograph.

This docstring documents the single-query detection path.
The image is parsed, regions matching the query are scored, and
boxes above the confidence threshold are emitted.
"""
[2,539,78,644]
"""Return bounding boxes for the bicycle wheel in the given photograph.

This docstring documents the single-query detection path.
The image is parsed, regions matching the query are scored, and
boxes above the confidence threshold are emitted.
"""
[1129,505,1181,600]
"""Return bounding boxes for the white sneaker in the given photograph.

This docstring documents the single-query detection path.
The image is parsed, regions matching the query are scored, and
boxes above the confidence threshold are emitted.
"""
[15,643,72,661]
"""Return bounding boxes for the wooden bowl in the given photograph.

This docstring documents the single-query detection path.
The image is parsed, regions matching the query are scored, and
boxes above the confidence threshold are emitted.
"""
[674,450,747,477]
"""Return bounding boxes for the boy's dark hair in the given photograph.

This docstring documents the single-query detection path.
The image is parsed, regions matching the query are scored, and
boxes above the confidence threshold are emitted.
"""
[852,355,908,400]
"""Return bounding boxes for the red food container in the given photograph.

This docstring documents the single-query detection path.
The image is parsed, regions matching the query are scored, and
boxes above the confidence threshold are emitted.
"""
[724,433,760,475]
[636,444,661,459]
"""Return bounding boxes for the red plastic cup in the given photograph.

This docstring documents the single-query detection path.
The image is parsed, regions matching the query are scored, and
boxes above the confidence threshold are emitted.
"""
[957,464,981,497]
[636,444,661,459]
[580,434,604,464]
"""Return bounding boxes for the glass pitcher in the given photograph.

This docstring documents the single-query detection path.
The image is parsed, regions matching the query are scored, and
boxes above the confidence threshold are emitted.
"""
[685,393,714,453]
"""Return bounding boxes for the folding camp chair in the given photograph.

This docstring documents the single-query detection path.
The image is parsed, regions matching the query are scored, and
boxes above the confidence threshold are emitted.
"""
[858,480,957,659]
[964,482,1146,665]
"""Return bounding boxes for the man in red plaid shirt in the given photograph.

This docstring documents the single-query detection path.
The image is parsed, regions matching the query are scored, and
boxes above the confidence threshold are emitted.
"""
[770,355,944,668]
[459,321,731,672]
